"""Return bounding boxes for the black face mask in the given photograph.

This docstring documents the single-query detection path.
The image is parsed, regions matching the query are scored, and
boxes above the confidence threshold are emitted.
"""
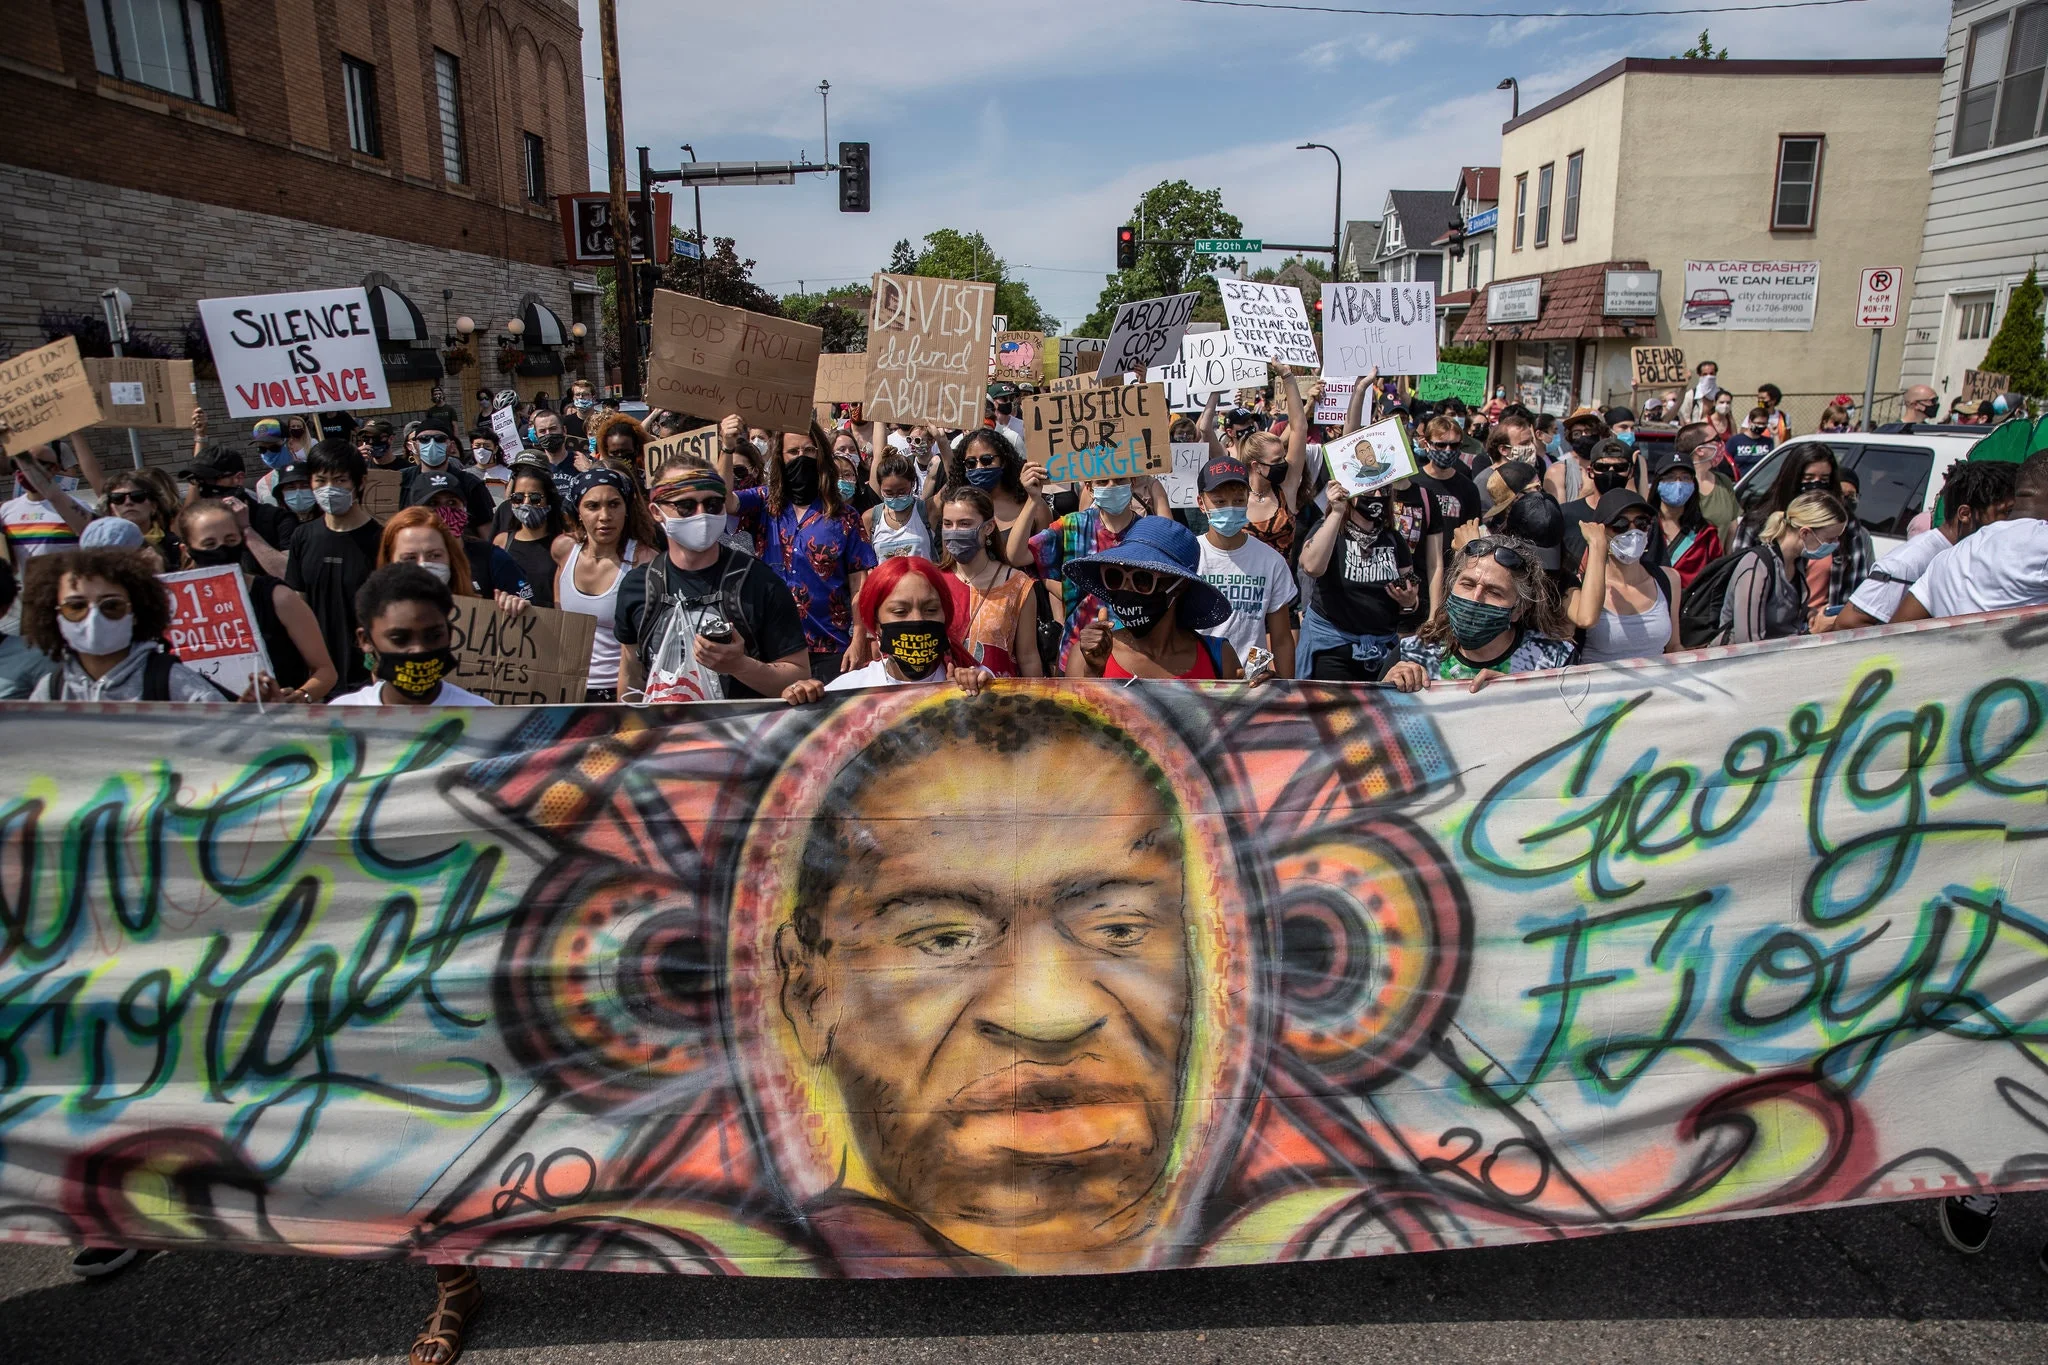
[1592,468,1631,494]
[537,432,567,453]
[186,543,244,569]
[1569,433,1598,458]
[370,646,458,701]
[1102,586,1178,635]
[877,619,946,680]
[782,454,821,505]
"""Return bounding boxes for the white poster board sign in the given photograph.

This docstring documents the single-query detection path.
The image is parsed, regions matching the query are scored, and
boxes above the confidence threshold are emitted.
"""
[1315,380,1353,426]
[1321,282,1437,378]
[1219,280,1319,368]
[1159,442,1208,509]
[1179,331,1269,398]
[197,287,390,418]
[1324,416,1417,496]
[1096,292,1200,379]
[1680,261,1820,332]
[489,405,524,459]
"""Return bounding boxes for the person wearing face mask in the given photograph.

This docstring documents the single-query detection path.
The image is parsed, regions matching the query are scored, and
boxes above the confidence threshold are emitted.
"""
[1193,456,1296,677]
[403,410,496,532]
[174,500,336,702]
[284,439,385,692]
[1604,406,1638,454]
[327,565,492,707]
[589,410,650,475]
[1726,406,1777,474]
[1729,446,1871,613]
[1828,459,2015,630]
[716,422,875,683]
[1719,492,1848,644]
[180,445,290,577]
[614,465,809,703]
[491,456,569,608]
[1384,535,1577,694]
[782,555,995,701]
[1297,476,1420,682]
[530,408,579,501]
[1415,414,1486,571]
[1674,423,1741,546]
[3,427,104,564]
[1016,463,1148,673]
[269,461,321,548]
[21,549,223,702]
[947,428,1048,564]
[469,429,512,501]
[1649,454,1723,589]
[1571,489,1683,664]
[1540,410,1610,505]
[1680,360,1721,424]
[1063,516,1243,681]
[1892,449,2047,624]
[562,378,598,439]
[395,481,531,613]
[250,418,302,505]
[863,453,932,560]
[1559,438,1654,574]
[934,486,1042,677]
[355,418,400,473]
[1705,392,1738,445]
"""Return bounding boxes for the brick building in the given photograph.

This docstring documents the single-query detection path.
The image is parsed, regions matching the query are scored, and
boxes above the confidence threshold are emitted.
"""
[0,0,598,466]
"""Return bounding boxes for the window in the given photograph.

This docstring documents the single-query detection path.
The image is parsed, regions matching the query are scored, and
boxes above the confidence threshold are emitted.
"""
[342,56,381,158]
[1955,4,2048,156]
[1561,151,1583,243]
[522,132,547,203]
[1835,444,1935,539]
[87,0,230,110]
[434,49,466,184]
[1771,136,1824,231]
[1957,295,1996,340]
[1534,163,1553,248]
[1513,173,1527,250]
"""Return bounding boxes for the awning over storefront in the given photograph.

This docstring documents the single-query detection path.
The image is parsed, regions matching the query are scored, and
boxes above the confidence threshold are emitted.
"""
[1453,260,1659,345]
[519,295,569,348]
[362,276,444,381]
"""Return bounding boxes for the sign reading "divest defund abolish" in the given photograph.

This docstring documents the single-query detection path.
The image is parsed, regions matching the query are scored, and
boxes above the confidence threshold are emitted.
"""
[198,288,390,418]
[1022,383,1171,483]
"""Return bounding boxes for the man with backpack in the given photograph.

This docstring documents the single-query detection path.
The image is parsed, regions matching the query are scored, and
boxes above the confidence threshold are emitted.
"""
[613,463,809,702]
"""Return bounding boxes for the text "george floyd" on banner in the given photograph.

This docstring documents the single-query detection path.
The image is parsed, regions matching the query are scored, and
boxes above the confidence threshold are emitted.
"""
[198,287,391,419]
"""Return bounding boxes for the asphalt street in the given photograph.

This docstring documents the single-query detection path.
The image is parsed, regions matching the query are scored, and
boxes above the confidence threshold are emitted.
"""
[4,1192,2046,1364]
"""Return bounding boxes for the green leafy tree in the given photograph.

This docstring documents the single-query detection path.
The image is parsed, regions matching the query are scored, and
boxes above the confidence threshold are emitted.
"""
[1081,181,1245,337]
[1671,29,1728,59]
[1249,255,1334,285]
[910,228,1058,333]
[1981,265,2048,398]
[780,284,873,353]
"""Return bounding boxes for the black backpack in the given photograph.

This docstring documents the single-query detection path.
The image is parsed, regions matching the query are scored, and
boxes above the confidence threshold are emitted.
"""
[141,647,236,702]
[1677,545,1766,648]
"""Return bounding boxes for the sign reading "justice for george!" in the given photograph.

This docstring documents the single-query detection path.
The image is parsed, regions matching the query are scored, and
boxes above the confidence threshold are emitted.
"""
[1022,382,1171,483]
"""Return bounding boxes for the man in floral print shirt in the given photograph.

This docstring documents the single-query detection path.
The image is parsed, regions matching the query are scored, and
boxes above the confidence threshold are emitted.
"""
[729,421,876,682]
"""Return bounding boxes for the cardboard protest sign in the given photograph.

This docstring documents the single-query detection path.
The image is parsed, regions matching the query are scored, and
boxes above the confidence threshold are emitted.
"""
[1048,372,1098,394]
[0,337,102,456]
[865,273,997,428]
[1416,363,1486,406]
[1096,293,1200,379]
[361,468,404,522]
[1321,283,1437,378]
[1022,383,1170,484]
[1964,369,2011,402]
[490,405,524,461]
[1220,281,1319,368]
[85,357,196,429]
[198,288,390,418]
[646,290,821,430]
[1324,416,1417,496]
[1159,442,1208,509]
[813,353,869,405]
[1631,346,1686,387]
[449,599,596,705]
[643,426,720,480]
[161,565,269,696]
[994,331,1044,381]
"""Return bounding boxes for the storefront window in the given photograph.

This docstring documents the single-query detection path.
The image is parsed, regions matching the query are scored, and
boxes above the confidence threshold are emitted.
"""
[1515,341,1574,416]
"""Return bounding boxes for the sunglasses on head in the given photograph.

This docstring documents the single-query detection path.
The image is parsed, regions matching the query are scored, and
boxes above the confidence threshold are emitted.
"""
[655,494,726,517]
[1099,564,1182,596]
[58,594,131,622]
[1460,537,1528,571]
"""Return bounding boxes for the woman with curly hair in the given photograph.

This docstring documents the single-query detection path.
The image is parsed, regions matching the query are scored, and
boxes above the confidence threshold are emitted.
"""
[945,427,1049,566]
[1384,532,1578,693]
[586,409,648,473]
[22,548,223,701]
[95,468,180,569]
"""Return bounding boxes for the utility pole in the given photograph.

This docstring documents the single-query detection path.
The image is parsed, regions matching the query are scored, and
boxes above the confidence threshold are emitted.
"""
[597,0,639,399]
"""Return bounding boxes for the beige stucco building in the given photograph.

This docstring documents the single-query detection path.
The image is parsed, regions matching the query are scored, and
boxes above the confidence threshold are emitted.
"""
[1455,58,1943,425]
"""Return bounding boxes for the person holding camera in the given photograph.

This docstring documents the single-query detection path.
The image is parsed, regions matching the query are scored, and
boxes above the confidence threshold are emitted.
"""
[613,462,809,703]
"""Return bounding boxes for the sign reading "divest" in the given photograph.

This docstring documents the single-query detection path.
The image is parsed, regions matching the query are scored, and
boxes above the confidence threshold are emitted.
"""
[1022,383,1170,483]
[198,288,390,418]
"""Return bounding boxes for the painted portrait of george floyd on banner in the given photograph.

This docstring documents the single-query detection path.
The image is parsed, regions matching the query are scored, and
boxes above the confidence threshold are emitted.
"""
[1,610,2046,1278]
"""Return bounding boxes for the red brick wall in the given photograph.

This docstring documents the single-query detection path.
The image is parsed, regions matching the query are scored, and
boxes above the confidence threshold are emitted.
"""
[2,0,588,271]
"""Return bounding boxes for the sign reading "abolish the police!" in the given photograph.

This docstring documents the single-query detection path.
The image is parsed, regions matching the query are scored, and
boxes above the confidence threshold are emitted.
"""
[198,287,390,418]
[1022,382,1170,483]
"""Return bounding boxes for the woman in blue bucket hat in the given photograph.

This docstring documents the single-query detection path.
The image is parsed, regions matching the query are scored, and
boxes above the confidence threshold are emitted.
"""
[1062,515,1246,681]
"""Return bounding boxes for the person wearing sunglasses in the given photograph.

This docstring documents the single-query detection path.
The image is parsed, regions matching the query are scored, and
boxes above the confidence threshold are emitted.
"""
[20,548,223,702]
[951,428,1048,566]
[1062,516,1243,681]
[615,462,809,704]
[1384,533,1577,694]
[490,456,568,609]
[1572,488,1683,664]
[95,470,178,570]
[2,424,105,563]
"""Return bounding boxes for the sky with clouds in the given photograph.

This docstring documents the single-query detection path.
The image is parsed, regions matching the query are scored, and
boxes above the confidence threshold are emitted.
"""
[577,0,1947,331]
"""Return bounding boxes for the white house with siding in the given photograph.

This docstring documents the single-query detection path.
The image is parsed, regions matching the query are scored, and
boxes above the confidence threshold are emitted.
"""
[1899,0,2048,408]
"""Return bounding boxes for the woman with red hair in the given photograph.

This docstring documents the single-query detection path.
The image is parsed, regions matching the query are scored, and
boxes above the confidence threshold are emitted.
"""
[781,555,992,703]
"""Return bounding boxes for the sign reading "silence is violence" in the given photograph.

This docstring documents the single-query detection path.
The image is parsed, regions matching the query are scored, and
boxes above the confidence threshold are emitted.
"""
[198,288,389,418]
[1022,383,1170,483]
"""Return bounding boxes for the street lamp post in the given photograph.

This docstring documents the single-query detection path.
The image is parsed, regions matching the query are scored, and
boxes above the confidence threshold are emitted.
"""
[1497,76,1519,120]
[1296,143,1342,270]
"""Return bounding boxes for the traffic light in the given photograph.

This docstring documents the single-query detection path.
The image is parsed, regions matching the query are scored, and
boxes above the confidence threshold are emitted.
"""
[839,142,870,213]
[634,262,661,317]
[1117,225,1137,271]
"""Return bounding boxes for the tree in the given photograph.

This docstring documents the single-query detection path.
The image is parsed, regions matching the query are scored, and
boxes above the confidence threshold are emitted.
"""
[1981,265,2048,398]
[910,228,1059,333]
[884,238,919,276]
[781,284,873,353]
[1671,29,1728,59]
[655,231,780,314]
[1081,181,1244,337]
[1249,255,1333,285]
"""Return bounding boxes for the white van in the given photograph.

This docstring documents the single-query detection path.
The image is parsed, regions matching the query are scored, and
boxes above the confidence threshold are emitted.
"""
[1731,429,1987,554]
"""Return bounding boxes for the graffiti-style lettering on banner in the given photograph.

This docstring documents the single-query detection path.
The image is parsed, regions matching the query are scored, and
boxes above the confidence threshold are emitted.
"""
[2,612,2046,1277]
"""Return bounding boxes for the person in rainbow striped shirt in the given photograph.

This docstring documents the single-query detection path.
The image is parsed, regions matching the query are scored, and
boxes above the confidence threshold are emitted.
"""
[2,421,106,566]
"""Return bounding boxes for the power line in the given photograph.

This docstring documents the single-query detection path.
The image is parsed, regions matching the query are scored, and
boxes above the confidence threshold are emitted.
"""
[1171,0,1864,16]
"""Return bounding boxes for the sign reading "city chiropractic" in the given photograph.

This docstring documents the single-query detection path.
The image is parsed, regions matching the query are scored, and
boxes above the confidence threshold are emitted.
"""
[198,287,391,418]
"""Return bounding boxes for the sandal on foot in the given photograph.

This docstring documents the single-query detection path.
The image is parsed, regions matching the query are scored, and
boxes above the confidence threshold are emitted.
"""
[409,1268,483,1365]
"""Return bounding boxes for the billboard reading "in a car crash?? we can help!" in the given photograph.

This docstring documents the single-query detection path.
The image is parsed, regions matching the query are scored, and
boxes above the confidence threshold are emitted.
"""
[1680,260,1819,332]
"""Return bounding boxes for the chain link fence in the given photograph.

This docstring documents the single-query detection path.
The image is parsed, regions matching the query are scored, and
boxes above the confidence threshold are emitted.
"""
[1608,388,1907,434]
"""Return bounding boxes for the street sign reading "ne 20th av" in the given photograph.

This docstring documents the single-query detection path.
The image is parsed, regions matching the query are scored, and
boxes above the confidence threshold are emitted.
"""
[1195,239,1262,254]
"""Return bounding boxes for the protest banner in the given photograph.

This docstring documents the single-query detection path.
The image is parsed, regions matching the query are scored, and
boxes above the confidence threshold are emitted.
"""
[198,287,390,418]
[994,331,1044,382]
[1681,260,1820,332]
[1159,441,1207,508]
[1324,415,1417,495]
[1321,282,1437,378]
[1631,346,1687,387]
[1415,363,1487,407]
[361,468,403,521]
[1963,368,2011,403]
[1096,293,1201,379]
[813,353,869,405]
[160,564,268,695]
[4,614,2045,1280]
[1220,280,1319,368]
[448,598,596,705]
[1021,382,1170,483]
[84,357,197,429]
[645,290,821,430]
[865,273,996,428]
[643,425,720,480]
[490,404,524,460]
[1315,379,1352,425]
[1178,330,1270,401]
[0,337,102,456]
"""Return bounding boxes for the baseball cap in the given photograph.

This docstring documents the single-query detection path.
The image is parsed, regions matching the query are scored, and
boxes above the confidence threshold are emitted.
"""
[273,461,312,489]
[80,517,145,550]
[1224,406,1257,429]
[1602,406,1636,428]
[359,419,394,440]
[1502,492,1565,571]
[415,411,457,440]
[1199,455,1250,492]
[180,446,248,482]
[406,471,464,506]
[1594,486,1652,526]
[251,418,283,440]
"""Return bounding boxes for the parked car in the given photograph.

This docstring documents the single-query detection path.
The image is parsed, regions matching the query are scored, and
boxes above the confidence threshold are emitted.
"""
[1731,429,1985,553]
[1683,288,1734,326]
